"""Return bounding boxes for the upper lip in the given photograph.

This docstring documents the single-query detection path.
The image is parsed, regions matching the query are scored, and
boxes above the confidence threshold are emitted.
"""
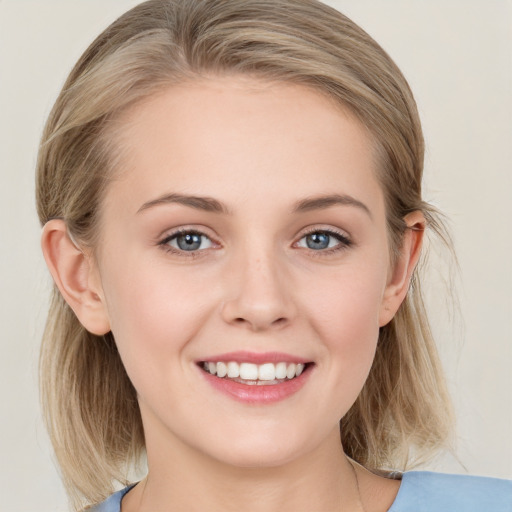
[197,351,311,365]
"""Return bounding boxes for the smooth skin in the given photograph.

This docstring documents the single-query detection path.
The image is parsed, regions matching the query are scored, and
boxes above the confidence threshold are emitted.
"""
[42,77,424,511]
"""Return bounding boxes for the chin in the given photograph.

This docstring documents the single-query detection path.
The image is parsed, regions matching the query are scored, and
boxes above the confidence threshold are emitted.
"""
[212,443,300,469]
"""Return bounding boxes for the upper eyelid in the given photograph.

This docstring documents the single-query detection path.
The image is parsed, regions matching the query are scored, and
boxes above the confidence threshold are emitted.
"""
[294,228,353,253]
[158,229,217,258]
[160,233,217,252]
[158,226,218,243]
[156,225,352,247]
[297,226,351,241]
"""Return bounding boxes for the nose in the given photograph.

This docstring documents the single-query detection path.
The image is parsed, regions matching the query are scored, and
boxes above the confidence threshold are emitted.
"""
[220,250,296,332]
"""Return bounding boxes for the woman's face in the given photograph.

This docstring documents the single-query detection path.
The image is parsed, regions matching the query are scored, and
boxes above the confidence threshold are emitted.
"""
[91,76,406,468]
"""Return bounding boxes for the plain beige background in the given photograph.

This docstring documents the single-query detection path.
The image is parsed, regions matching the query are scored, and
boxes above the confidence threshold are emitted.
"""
[1,1,511,510]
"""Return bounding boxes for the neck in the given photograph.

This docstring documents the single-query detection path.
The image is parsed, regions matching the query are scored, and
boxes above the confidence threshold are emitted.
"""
[125,427,364,512]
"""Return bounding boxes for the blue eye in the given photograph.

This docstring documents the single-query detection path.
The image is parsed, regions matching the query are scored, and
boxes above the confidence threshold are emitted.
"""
[297,230,350,251]
[164,231,213,252]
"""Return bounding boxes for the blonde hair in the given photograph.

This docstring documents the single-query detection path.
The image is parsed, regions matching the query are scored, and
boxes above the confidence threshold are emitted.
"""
[36,0,454,508]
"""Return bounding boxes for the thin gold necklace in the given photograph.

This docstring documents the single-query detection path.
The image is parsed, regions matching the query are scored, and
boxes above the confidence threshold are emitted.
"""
[348,457,368,512]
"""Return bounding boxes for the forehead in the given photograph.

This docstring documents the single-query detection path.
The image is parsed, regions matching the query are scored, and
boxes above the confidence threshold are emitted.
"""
[106,76,384,219]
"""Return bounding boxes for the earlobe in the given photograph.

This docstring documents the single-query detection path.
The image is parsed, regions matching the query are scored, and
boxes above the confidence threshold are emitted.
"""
[379,211,425,327]
[41,219,111,335]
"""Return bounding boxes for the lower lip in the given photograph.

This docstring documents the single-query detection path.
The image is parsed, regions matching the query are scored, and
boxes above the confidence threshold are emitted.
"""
[199,365,313,404]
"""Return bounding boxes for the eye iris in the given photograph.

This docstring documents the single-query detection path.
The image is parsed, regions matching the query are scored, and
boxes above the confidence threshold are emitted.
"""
[177,233,202,251]
[306,232,330,250]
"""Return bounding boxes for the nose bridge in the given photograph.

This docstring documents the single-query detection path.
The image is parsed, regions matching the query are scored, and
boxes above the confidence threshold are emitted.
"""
[221,236,294,331]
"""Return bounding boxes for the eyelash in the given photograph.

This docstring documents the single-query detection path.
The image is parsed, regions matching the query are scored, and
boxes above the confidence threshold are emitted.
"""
[295,228,352,255]
[159,228,216,258]
[158,227,352,257]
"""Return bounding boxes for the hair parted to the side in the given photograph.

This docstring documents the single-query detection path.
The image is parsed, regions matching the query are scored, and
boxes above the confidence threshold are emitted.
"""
[36,0,454,508]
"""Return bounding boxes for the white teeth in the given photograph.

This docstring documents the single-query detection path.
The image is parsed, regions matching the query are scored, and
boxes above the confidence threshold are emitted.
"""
[216,361,227,378]
[240,363,259,380]
[258,363,276,381]
[286,363,297,379]
[202,361,308,381]
[227,361,240,378]
[275,362,287,379]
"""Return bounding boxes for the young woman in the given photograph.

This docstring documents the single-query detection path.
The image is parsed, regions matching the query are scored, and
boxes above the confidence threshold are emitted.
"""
[37,1,511,511]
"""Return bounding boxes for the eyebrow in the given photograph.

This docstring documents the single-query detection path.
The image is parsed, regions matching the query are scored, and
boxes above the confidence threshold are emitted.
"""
[137,192,371,218]
[292,194,372,218]
[137,193,230,215]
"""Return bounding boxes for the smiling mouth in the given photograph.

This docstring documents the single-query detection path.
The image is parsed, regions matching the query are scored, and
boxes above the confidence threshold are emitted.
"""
[199,361,312,386]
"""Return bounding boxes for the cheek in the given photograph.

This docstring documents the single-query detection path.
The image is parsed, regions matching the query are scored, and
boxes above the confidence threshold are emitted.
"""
[100,259,214,381]
[302,262,387,393]
[308,262,385,337]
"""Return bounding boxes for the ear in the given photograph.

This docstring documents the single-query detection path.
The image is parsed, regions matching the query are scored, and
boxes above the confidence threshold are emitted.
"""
[41,219,111,335]
[379,211,425,327]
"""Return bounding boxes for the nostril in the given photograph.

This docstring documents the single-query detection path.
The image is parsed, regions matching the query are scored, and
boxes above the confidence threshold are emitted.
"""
[233,316,287,328]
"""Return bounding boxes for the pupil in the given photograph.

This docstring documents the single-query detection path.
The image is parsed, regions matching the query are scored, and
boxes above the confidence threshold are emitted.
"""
[307,232,329,250]
[177,233,201,251]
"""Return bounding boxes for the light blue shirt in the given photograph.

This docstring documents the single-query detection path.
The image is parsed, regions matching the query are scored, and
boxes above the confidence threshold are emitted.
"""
[89,471,512,511]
